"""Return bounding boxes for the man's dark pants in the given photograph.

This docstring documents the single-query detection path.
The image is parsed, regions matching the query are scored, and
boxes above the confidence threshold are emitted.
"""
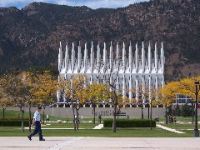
[29,121,43,140]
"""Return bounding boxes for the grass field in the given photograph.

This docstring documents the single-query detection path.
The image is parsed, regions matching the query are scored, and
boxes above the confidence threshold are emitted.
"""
[0,127,193,137]
[0,109,198,137]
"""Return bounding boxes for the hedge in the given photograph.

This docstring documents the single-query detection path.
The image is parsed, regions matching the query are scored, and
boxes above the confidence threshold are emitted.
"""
[103,119,156,128]
[0,119,29,126]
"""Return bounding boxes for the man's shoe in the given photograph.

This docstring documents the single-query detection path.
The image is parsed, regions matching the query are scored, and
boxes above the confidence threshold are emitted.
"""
[39,139,45,141]
[28,136,32,141]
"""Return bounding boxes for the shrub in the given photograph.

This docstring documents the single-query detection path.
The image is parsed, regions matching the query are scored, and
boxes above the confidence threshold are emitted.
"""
[0,119,29,126]
[181,104,193,117]
[103,119,156,128]
[175,105,181,116]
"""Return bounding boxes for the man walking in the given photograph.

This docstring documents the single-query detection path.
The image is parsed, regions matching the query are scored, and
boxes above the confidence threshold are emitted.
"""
[28,106,45,141]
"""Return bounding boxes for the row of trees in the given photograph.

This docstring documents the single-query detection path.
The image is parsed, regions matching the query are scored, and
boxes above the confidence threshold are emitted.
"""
[160,76,200,124]
[1,69,199,132]
[58,75,127,132]
[161,76,200,106]
[0,70,128,132]
[0,70,57,132]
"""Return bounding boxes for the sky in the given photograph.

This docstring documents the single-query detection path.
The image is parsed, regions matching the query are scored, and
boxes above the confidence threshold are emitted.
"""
[0,0,149,9]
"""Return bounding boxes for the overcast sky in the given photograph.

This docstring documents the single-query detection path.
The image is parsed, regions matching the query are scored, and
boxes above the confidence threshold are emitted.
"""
[0,0,149,9]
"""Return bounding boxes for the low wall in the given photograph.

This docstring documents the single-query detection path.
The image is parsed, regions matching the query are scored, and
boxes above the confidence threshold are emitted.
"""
[7,107,166,119]
[8,107,200,119]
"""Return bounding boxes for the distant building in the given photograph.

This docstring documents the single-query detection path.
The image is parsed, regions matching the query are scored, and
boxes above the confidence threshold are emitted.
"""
[57,41,165,107]
[174,94,193,105]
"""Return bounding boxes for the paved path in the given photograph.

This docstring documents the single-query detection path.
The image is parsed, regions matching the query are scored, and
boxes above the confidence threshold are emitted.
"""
[157,124,185,134]
[25,127,86,130]
[93,124,103,129]
[0,137,200,150]
[24,123,104,130]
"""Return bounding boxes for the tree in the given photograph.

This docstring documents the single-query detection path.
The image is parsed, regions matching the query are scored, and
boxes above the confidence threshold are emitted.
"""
[86,83,110,124]
[0,92,12,120]
[179,77,200,99]
[109,85,127,132]
[18,71,38,132]
[1,72,30,132]
[178,76,200,124]
[30,71,58,124]
[0,75,12,119]
[160,81,181,124]
[160,81,180,107]
[60,74,86,131]
[161,76,200,107]
[0,71,58,132]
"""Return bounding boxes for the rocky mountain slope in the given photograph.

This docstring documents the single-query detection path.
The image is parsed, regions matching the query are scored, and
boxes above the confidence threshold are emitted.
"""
[0,0,200,80]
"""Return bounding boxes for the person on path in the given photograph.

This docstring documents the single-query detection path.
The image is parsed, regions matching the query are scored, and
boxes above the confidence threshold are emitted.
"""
[28,106,45,141]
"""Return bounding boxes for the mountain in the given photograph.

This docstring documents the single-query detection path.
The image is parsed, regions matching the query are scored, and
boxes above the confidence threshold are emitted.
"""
[0,0,200,81]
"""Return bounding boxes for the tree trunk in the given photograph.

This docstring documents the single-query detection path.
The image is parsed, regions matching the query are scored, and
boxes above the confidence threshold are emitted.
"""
[93,104,96,124]
[2,107,5,120]
[112,103,117,132]
[72,104,76,131]
[28,104,32,132]
[42,107,45,125]
[76,105,80,131]
[165,107,168,124]
[150,102,153,130]
[20,107,24,132]
[192,102,194,124]
[141,105,144,119]
[112,94,117,133]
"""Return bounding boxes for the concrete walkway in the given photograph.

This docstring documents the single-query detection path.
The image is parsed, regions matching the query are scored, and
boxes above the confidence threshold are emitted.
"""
[93,124,103,129]
[25,127,86,130]
[0,137,200,150]
[24,124,104,130]
[157,124,185,134]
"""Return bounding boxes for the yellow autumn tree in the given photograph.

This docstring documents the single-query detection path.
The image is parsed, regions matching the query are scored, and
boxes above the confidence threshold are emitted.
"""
[160,81,181,124]
[32,71,57,105]
[61,75,86,131]
[160,81,180,107]
[71,75,86,103]
[31,71,58,124]
[179,76,200,100]
[160,77,200,124]
[0,74,13,119]
[0,89,12,120]
[0,72,32,132]
[86,83,110,124]
[161,76,200,106]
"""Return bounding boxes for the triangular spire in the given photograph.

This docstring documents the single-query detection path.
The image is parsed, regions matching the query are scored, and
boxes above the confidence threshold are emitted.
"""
[148,41,151,72]
[90,41,94,72]
[141,41,145,73]
[154,42,158,72]
[71,42,75,71]
[129,41,132,72]
[58,41,63,72]
[135,43,138,72]
[110,41,113,70]
[77,42,82,71]
[64,44,69,72]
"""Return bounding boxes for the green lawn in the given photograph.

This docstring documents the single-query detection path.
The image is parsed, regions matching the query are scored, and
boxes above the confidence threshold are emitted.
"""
[0,109,198,137]
[0,127,193,137]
